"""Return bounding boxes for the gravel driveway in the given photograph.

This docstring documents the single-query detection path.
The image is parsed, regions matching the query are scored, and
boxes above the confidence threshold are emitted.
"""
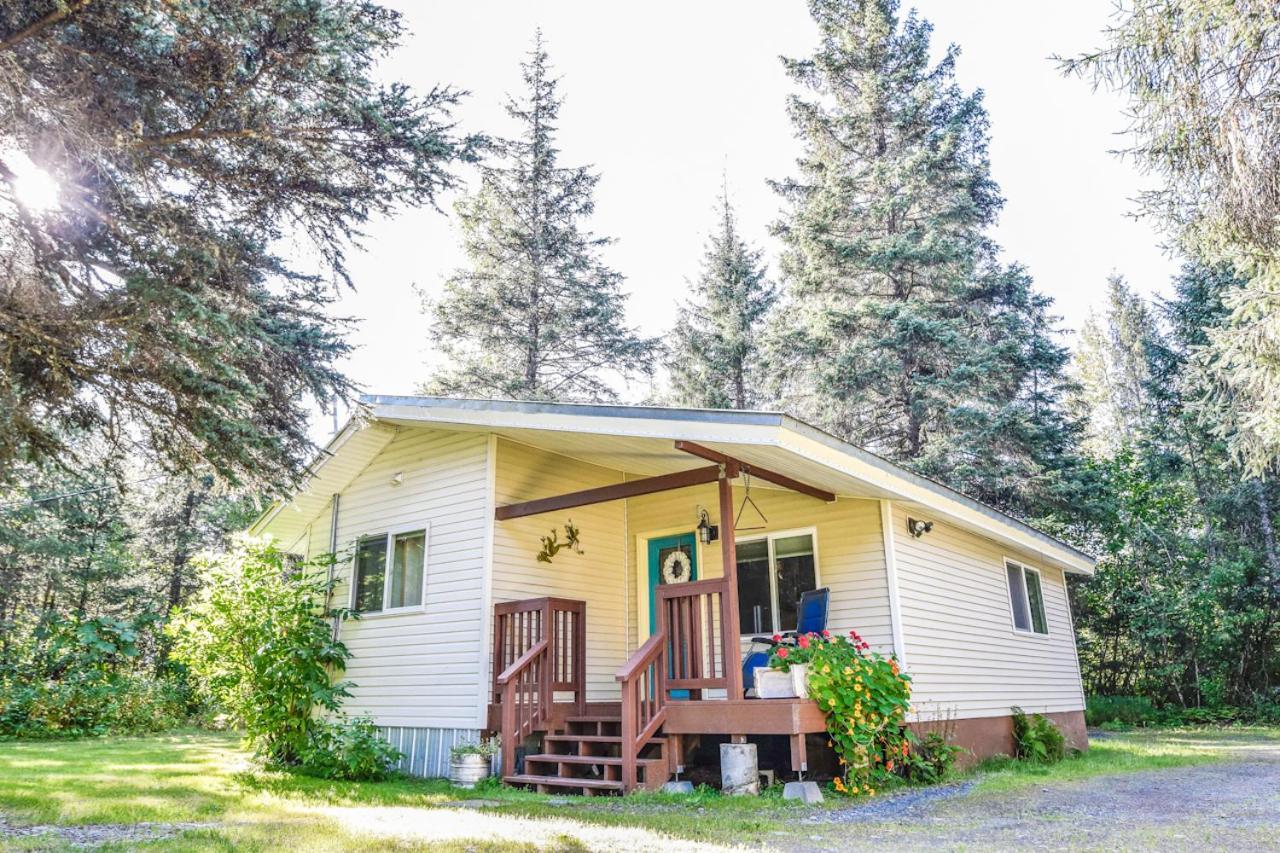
[802,731,1280,852]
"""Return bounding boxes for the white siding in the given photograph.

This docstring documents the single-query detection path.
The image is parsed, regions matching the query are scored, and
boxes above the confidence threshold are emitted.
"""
[490,439,629,702]
[307,427,490,729]
[892,503,1086,721]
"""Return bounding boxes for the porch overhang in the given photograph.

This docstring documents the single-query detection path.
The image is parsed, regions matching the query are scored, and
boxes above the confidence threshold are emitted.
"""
[360,395,1095,575]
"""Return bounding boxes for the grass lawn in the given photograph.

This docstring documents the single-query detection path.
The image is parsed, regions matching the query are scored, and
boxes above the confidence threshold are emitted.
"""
[0,727,1273,851]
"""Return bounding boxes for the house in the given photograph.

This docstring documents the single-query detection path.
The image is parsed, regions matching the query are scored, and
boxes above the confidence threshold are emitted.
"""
[251,396,1093,794]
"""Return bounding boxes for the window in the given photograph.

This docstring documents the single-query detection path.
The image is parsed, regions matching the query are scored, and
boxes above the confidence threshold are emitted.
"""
[352,527,428,613]
[1005,560,1048,635]
[736,531,818,635]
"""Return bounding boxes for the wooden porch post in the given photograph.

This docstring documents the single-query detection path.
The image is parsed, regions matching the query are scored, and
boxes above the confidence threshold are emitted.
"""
[718,467,743,699]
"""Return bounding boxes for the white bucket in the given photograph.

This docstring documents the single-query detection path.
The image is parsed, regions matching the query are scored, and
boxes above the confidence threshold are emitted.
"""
[449,754,491,788]
[720,742,759,795]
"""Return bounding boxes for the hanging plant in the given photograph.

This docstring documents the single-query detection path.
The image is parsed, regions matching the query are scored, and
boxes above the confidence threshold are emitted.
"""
[535,519,583,564]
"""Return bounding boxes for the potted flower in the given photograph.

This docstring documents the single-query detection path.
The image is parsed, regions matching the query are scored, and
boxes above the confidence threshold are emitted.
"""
[449,738,499,788]
[756,632,823,698]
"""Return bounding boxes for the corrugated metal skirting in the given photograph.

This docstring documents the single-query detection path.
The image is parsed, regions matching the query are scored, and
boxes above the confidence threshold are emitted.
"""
[376,726,483,778]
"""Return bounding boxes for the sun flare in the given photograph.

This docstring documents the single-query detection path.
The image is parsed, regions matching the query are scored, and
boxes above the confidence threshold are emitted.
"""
[4,149,60,213]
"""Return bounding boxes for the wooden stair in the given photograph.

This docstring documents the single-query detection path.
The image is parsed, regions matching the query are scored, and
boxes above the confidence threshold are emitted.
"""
[504,713,671,795]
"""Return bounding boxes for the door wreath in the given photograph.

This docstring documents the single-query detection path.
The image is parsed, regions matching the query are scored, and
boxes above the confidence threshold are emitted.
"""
[662,550,692,583]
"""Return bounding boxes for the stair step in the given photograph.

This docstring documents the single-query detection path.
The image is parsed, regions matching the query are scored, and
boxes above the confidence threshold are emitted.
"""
[565,714,622,723]
[545,734,623,744]
[524,753,666,767]
[504,773,624,792]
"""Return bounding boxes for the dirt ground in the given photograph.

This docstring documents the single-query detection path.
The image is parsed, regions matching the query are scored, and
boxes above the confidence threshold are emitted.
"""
[802,731,1280,852]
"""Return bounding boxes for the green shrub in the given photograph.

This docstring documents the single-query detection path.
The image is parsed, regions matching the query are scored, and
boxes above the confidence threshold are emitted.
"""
[166,538,352,765]
[299,717,402,781]
[0,672,191,739]
[1011,706,1065,763]
[450,738,500,759]
[1086,695,1161,727]
[0,614,198,740]
[901,729,965,784]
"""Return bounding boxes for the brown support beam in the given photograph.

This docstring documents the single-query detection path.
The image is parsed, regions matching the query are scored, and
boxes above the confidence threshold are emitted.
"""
[719,472,744,700]
[674,441,836,502]
[495,465,722,520]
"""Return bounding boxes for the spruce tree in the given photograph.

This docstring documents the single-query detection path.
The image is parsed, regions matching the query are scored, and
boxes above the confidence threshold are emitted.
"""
[665,188,776,409]
[0,1,475,489]
[425,34,655,401]
[769,0,1077,514]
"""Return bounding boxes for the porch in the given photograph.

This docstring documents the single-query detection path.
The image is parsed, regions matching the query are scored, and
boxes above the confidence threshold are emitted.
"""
[485,441,837,795]
[485,596,828,794]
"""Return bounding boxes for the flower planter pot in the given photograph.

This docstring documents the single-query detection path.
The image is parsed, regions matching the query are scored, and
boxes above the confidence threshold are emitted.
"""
[449,753,491,788]
[753,664,809,699]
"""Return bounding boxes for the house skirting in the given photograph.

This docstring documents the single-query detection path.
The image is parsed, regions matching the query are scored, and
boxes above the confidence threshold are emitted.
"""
[909,710,1088,767]
[376,725,485,777]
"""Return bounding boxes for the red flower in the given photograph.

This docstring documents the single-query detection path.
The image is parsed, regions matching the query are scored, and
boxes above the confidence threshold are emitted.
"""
[798,635,810,649]
[777,647,789,659]
[821,629,831,638]
[771,633,782,643]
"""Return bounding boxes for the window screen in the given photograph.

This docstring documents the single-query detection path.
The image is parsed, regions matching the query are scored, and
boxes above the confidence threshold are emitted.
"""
[1006,561,1048,635]
[736,539,772,635]
[354,536,388,612]
[774,534,816,631]
[388,531,426,608]
[1024,568,1048,634]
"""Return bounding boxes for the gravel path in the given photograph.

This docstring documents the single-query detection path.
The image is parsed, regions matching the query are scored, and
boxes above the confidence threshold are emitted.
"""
[802,732,1280,852]
[0,816,218,847]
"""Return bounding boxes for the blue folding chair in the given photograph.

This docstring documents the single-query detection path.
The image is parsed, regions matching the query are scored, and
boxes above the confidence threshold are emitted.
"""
[742,587,829,697]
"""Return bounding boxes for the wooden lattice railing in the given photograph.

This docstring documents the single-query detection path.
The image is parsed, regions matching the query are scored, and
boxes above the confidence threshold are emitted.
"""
[492,597,586,776]
[616,577,730,790]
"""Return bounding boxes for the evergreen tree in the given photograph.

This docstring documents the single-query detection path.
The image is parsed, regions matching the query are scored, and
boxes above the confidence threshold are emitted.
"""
[665,187,776,409]
[425,33,656,401]
[769,0,1077,515]
[1063,0,1280,476]
[0,1,477,489]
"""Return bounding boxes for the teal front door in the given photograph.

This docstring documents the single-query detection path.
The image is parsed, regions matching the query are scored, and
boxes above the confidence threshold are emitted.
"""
[648,532,698,700]
[647,532,699,635]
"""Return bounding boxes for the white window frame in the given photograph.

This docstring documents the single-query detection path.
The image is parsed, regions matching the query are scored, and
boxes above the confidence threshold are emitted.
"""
[1004,558,1049,637]
[349,521,430,617]
[735,526,821,637]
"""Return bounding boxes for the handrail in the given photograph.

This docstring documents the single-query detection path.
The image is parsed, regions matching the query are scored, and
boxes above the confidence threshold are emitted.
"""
[616,627,668,791]
[614,631,664,681]
[497,638,548,686]
[491,597,586,777]
[498,638,550,779]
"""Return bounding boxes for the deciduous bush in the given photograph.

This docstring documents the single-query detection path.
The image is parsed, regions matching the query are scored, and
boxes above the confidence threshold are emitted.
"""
[0,615,195,739]
[166,538,352,765]
[1011,707,1066,763]
[299,717,402,781]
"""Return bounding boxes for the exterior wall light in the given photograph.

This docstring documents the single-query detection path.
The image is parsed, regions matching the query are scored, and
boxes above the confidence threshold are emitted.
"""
[907,516,933,538]
[696,506,719,544]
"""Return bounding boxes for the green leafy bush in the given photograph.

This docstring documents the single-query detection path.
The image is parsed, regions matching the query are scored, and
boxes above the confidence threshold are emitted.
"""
[1011,707,1066,763]
[901,729,965,784]
[299,717,402,781]
[0,615,196,739]
[166,538,352,765]
[450,738,500,759]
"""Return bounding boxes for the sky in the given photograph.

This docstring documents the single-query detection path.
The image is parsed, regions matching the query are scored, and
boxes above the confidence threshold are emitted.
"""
[323,0,1179,433]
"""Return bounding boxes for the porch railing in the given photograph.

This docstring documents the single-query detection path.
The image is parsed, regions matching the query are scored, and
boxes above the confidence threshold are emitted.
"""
[615,577,730,789]
[492,597,586,776]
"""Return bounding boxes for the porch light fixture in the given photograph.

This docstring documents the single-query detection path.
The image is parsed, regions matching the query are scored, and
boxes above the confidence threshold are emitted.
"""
[696,506,718,544]
[907,517,933,538]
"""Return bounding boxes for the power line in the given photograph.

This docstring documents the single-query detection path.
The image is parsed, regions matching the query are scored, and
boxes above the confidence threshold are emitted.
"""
[0,474,166,512]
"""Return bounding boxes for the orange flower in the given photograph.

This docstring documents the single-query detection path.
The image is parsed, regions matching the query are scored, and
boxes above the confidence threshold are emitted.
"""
[886,760,895,772]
